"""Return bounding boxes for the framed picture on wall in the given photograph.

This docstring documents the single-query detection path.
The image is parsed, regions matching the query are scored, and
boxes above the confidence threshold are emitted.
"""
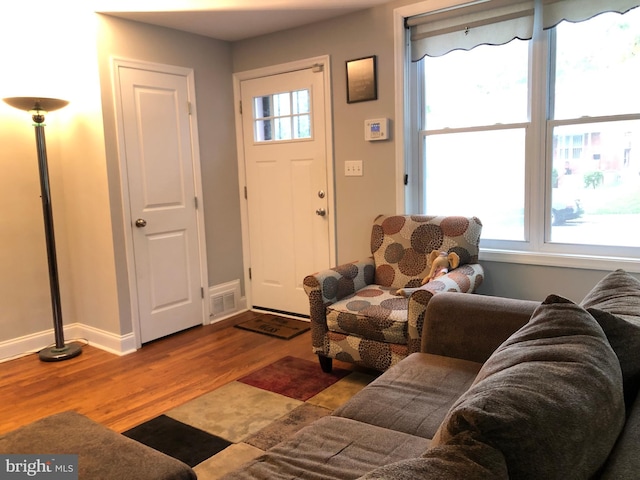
[346,55,377,104]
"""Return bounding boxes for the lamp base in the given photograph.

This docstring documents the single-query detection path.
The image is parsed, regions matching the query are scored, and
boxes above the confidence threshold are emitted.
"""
[39,342,83,362]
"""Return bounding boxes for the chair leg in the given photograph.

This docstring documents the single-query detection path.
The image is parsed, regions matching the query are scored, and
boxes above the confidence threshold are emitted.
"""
[318,355,333,373]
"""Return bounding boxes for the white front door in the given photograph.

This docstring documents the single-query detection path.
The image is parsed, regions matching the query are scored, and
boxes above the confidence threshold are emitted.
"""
[240,65,332,316]
[116,64,206,343]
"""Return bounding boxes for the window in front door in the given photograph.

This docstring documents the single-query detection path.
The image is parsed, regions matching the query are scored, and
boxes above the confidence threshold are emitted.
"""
[253,89,311,143]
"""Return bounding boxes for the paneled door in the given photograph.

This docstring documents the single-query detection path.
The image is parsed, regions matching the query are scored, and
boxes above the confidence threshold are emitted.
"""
[240,66,332,316]
[116,64,206,343]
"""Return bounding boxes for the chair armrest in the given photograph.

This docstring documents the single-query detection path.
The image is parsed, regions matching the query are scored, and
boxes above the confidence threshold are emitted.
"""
[303,258,375,353]
[406,264,485,353]
[420,291,539,364]
[303,257,376,304]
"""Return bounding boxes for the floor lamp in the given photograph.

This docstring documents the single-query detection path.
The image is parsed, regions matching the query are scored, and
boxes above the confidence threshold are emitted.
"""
[3,97,83,362]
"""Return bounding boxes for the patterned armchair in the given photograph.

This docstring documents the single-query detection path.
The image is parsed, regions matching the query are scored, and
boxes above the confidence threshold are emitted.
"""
[303,215,484,373]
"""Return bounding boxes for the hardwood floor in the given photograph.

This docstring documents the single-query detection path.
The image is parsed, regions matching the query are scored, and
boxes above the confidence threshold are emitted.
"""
[0,311,356,436]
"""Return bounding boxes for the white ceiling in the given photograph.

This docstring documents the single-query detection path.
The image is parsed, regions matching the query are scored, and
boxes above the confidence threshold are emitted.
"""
[94,0,392,42]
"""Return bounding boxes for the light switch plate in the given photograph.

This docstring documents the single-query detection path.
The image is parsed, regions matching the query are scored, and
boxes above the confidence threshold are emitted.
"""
[345,160,363,176]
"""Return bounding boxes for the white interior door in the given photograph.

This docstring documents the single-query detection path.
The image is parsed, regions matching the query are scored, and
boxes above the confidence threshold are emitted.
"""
[117,65,206,343]
[240,66,332,316]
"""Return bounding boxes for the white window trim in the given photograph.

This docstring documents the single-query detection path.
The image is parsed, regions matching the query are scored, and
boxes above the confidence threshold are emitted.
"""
[393,1,640,274]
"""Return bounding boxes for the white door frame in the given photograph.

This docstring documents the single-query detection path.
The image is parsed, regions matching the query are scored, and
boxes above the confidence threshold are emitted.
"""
[233,55,336,311]
[111,57,210,348]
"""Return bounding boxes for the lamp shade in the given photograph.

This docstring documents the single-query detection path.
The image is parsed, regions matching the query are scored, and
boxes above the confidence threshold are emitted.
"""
[3,97,69,113]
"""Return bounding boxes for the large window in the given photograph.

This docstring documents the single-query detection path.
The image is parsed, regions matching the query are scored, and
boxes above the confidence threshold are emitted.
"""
[408,1,640,262]
[421,39,529,241]
[549,12,640,247]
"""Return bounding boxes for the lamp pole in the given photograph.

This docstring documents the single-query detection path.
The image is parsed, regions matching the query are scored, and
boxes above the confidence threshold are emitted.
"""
[3,97,82,362]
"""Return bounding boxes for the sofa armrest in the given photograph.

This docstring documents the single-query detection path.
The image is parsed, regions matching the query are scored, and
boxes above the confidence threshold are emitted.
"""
[405,264,485,353]
[420,291,539,364]
[303,258,375,353]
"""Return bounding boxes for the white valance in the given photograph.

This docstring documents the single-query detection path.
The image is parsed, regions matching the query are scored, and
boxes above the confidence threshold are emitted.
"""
[543,0,640,29]
[409,0,533,60]
[409,0,640,61]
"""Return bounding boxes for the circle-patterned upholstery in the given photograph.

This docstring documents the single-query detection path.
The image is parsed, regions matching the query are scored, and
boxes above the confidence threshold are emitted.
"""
[327,286,410,345]
[371,215,482,290]
[303,215,484,372]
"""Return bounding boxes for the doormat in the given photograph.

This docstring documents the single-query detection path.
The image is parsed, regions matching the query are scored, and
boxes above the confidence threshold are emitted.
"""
[235,315,310,340]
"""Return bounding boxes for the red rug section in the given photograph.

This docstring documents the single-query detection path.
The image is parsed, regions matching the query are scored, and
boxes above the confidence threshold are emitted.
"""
[238,356,350,401]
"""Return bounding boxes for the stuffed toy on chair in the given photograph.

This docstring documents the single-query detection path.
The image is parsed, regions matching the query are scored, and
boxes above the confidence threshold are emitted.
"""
[395,250,460,297]
[422,250,460,285]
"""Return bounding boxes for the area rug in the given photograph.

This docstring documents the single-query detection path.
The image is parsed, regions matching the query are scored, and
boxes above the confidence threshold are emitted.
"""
[123,356,377,480]
[122,414,231,467]
[238,355,350,401]
[234,314,310,339]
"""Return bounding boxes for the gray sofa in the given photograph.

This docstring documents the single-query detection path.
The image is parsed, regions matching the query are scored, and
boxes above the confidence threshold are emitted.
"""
[0,411,196,479]
[222,269,640,479]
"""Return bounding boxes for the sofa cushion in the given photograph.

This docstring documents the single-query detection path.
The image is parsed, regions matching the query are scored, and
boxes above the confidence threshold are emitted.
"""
[580,268,640,323]
[326,285,409,344]
[579,269,640,412]
[371,215,482,289]
[358,431,508,480]
[219,416,431,480]
[599,391,640,479]
[431,294,625,480]
[0,411,196,480]
[587,307,640,412]
[334,352,481,439]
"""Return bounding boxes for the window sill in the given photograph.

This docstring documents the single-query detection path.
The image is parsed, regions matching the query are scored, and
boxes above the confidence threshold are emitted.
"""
[479,248,640,274]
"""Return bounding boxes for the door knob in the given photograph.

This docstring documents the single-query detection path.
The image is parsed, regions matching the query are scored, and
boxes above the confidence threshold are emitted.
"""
[315,208,326,217]
[135,218,147,228]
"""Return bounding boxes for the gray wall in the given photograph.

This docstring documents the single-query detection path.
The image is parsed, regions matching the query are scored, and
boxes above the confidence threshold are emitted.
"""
[231,0,639,302]
[232,5,400,264]
[1,8,120,343]
[480,262,629,303]
[97,15,244,333]
[1,2,636,351]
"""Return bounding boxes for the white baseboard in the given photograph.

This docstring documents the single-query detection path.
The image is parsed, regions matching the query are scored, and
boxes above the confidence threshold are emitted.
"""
[71,323,138,356]
[1,281,248,362]
[0,323,137,363]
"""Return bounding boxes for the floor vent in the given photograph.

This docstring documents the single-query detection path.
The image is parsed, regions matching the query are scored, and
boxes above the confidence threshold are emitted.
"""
[211,291,236,315]
[209,280,241,319]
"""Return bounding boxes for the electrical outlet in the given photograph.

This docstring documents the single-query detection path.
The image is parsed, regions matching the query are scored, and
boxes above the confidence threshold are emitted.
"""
[345,160,363,176]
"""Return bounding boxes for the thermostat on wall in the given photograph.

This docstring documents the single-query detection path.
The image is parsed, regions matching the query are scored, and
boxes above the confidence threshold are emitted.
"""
[364,118,389,141]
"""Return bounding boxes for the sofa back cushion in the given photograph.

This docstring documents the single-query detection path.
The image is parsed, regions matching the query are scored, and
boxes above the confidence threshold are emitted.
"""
[580,268,640,324]
[431,294,625,480]
[371,215,482,289]
[598,391,640,479]
[587,308,640,412]
[580,269,640,411]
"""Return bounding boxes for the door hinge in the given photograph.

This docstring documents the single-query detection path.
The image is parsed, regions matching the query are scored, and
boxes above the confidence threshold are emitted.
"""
[194,196,199,209]
[201,287,204,299]
[404,174,409,186]
[187,101,193,115]
[248,267,252,280]
[239,100,242,114]
[312,63,323,73]
[244,186,248,199]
